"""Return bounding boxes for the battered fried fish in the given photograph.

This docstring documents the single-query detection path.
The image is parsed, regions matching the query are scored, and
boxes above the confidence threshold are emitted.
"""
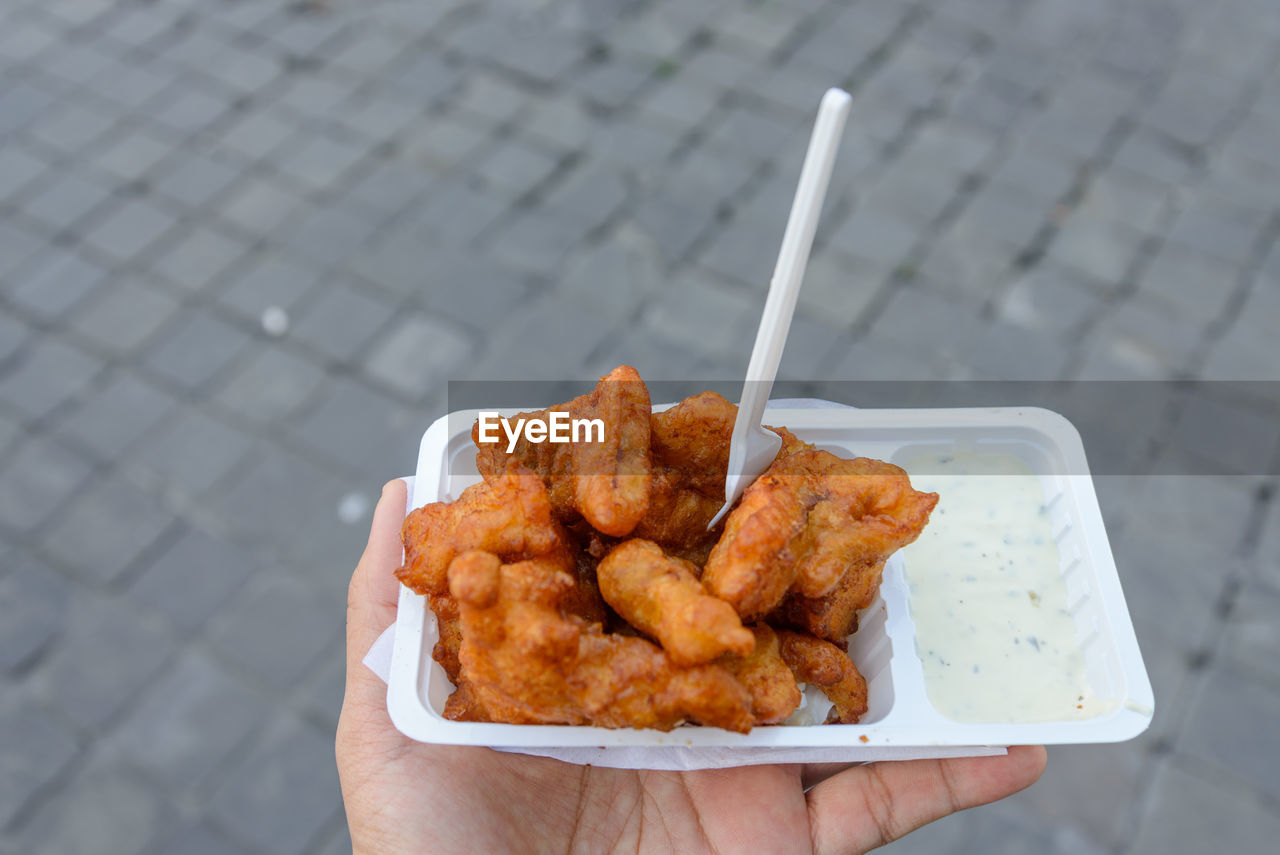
[776,629,868,724]
[722,624,803,725]
[597,539,753,666]
[447,549,754,732]
[473,366,652,537]
[703,449,938,622]
[632,392,737,561]
[396,460,562,597]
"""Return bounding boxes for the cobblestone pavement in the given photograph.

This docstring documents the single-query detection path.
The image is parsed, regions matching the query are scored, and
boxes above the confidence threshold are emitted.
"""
[2,0,1278,853]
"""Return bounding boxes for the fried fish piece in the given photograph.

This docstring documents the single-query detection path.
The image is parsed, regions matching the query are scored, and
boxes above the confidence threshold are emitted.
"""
[597,539,753,666]
[569,627,754,733]
[703,450,938,621]
[396,460,563,597]
[428,593,462,683]
[774,556,889,642]
[473,365,652,537]
[447,549,753,732]
[776,629,868,724]
[632,392,737,560]
[722,624,802,725]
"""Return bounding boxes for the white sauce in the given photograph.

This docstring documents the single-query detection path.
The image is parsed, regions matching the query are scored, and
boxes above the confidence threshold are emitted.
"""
[901,452,1113,723]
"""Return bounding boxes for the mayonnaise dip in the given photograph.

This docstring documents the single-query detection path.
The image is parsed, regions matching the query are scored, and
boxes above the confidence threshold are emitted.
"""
[900,451,1113,722]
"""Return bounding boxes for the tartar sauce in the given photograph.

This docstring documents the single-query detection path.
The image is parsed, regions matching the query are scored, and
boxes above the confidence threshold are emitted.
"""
[900,451,1112,722]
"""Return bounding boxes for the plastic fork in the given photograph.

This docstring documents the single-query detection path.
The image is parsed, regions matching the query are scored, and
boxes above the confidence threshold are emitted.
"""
[709,87,852,528]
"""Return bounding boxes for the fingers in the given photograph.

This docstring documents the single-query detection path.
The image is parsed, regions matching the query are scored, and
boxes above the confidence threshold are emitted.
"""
[345,479,409,680]
[806,745,1047,854]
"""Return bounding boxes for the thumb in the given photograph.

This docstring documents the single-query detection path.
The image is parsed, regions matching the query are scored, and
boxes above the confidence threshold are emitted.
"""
[345,479,409,691]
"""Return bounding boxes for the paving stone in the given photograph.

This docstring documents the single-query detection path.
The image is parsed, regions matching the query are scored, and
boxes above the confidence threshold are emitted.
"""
[20,169,115,234]
[703,104,800,162]
[151,226,252,294]
[1135,474,1256,554]
[26,100,118,155]
[342,160,435,220]
[36,41,117,89]
[795,251,888,328]
[987,142,1080,204]
[698,214,786,291]
[399,115,492,171]
[592,114,681,171]
[956,318,1072,380]
[575,54,655,110]
[1144,67,1241,149]
[0,556,69,675]
[54,370,175,459]
[218,177,307,236]
[149,83,235,135]
[487,208,587,276]
[636,77,722,130]
[207,574,339,688]
[827,207,920,269]
[471,296,614,379]
[1111,130,1199,186]
[80,196,177,262]
[1073,169,1172,238]
[4,251,106,321]
[916,230,1019,302]
[1078,296,1206,379]
[276,133,370,192]
[143,312,252,392]
[364,312,471,400]
[218,110,298,163]
[0,145,52,202]
[954,184,1049,250]
[270,74,361,122]
[863,161,965,226]
[295,639,346,730]
[0,308,24,366]
[1114,516,1238,639]
[0,693,80,832]
[39,592,172,730]
[539,159,629,233]
[89,59,172,109]
[1046,216,1145,288]
[217,254,323,322]
[287,377,409,472]
[113,648,268,790]
[1136,243,1240,320]
[290,280,394,363]
[129,407,252,496]
[90,127,174,183]
[0,337,99,421]
[473,139,561,199]
[0,79,56,136]
[522,93,601,152]
[210,714,341,855]
[1165,196,1270,265]
[1165,391,1280,475]
[129,525,259,635]
[42,473,174,587]
[151,148,241,209]
[214,344,325,422]
[282,203,381,269]
[1178,660,1280,802]
[637,275,759,361]
[0,220,47,279]
[1130,760,1280,855]
[1223,580,1280,687]
[997,263,1104,339]
[152,821,253,855]
[68,279,180,354]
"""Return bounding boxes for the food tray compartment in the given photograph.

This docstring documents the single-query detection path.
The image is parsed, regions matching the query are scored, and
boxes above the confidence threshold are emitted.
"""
[386,406,1154,747]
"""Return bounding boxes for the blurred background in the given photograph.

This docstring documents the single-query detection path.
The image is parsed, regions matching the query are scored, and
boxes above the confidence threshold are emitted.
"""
[1,0,1278,853]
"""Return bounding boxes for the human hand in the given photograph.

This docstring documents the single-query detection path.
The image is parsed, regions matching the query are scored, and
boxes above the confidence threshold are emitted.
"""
[337,480,1046,854]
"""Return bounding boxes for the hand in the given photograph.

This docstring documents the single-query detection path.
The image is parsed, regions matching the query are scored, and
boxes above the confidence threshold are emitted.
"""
[338,480,1046,854]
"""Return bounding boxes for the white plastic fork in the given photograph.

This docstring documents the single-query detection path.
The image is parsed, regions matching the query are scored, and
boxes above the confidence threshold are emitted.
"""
[709,87,852,528]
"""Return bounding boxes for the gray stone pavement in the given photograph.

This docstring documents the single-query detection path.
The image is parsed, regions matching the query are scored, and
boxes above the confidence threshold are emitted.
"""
[1,0,1278,852]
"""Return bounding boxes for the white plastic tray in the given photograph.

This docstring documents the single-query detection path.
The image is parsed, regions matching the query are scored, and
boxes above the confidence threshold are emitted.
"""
[387,405,1154,747]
